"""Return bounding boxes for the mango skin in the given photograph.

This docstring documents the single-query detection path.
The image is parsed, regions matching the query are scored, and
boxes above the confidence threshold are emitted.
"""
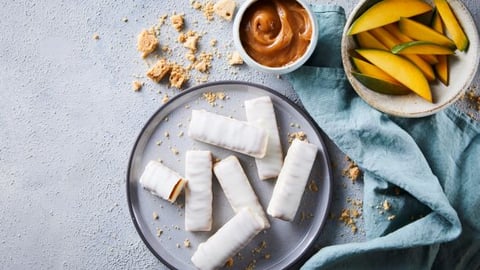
[352,72,411,95]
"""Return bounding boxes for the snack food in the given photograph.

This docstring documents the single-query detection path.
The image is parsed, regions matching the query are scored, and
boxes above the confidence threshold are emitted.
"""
[188,110,268,158]
[185,150,213,232]
[191,208,265,270]
[267,139,317,221]
[213,156,270,228]
[244,96,283,180]
[139,160,186,203]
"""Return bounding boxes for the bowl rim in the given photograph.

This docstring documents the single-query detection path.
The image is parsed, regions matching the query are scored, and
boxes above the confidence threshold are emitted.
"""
[341,0,480,118]
[233,0,319,74]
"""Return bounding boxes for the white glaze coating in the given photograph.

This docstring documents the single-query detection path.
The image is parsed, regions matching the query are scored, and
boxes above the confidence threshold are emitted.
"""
[185,150,213,232]
[139,160,185,202]
[245,96,283,180]
[191,208,265,270]
[267,139,318,221]
[213,156,270,228]
[188,110,269,158]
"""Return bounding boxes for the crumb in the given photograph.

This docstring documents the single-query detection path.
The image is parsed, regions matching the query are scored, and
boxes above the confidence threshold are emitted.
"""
[176,243,181,248]
[264,254,271,260]
[122,17,128,22]
[214,0,236,21]
[147,59,172,83]
[183,34,200,52]
[162,94,169,104]
[92,33,100,40]
[251,240,267,255]
[185,51,196,62]
[202,91,226,106]
[288,131,307,143]
[246,259,257,270]
[184,239,191,248]
[170,147,179,155]
[156,140,162,146]
[202,1,215,21]
[387,215,396,221]
[228,51,244,65]
[382,200,391,211]
[137,29,159,58]
[164,131,170,138]
[171,14,185,31]
[156,228,163,237]
[194,52,214,72]
[225,257,234,267]
[343,156,361,183]
[153,212,159,220]
[132,80,143,92]
[308,181,319,192]
[158,14,168,26]
[210,39,217,47]
[191,0,202,10]
[178,131,184,137]
[178,32,188,43]
[169,64,188,89]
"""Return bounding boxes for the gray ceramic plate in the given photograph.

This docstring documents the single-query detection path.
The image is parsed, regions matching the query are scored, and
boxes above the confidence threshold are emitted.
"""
[127,81,332,269]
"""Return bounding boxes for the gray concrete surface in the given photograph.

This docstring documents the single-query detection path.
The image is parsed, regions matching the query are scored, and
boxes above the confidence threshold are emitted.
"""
[0,0,478,269]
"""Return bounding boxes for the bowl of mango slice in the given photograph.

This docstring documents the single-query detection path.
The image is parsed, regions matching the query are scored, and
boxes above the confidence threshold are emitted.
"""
[341,0,479,117]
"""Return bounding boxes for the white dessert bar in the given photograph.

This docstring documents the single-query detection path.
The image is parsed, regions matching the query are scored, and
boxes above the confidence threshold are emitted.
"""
[245,96,283,180]
[267,139,318,221]
[213,155,270,228]
[185,150,213,232]
[188,109,268,158]
[139,160,186,203]
[191,208,265,270]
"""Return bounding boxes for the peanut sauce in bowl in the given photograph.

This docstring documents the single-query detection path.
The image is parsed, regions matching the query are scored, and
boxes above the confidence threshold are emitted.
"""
[233,0,318,74]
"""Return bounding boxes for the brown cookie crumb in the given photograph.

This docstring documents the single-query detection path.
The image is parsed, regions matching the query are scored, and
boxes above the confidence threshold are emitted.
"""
[224,257,234,267]
[183,239,191,248]
[202,1,215,21]
[288,131,307,143]
[147,59,172,83]
[382,200,391,211]
[183,34,200,52]
[214,0,236,21]
[169,64,188,89]
[92,33,100,40]
[171,14,185,32]
[343,156,361,183]
[195,52,214,72]
[137,29,159,58]
[153,212,159,220]
[228,51,244,66]
[132,80,143,92]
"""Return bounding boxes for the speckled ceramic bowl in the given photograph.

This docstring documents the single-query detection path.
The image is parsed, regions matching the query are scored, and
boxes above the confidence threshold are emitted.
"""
[233,0,318,74]
[341,0,479,117]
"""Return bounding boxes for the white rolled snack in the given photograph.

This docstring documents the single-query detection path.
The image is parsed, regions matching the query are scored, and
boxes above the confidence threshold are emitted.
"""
[213,155,270,228]
[139,160,186,203]
[267,139,318,221]
[245,96,283,180]
[191,208,265,270]
[185,150,213,232]
[188,109,268,158]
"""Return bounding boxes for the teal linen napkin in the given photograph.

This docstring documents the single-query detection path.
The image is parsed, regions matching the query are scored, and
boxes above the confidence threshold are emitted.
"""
[288,5,480,269]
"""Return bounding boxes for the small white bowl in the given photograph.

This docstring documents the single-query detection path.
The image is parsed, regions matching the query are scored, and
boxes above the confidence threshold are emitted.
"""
[233,0,318,74]
[342,0,479,118]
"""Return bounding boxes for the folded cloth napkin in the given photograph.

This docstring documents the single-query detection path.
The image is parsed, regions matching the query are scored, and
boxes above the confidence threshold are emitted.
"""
[287,5,480,270]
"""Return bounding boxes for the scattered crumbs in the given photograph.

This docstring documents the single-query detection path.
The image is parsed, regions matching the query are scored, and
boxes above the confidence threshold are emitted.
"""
[246,259,257,270]
[300,211,314,223]
[170,147,179,155]
[137,29,159,58]
[202,91,226,106]
[343,156,361,183]
[287,131,307,143]
[202,1,215,21]
[228,51,244,66]
[339,209,358,234]
[156,228,163,237]
[308,180,319,192]
[153,212,159,220]
[382,200,391,211]
[465,87,480,113]
[132,80,143,92]
[387,215,396,221]
[194,51,214,73]
[170,14,185,32]
[251,240,267,255]
[92,33,100,40]
[162,94,170,104]
[184,239,191,248]
[214,0,236,21]
[224,257,234,268]
[158,14,168,26]
[147,59,172,83]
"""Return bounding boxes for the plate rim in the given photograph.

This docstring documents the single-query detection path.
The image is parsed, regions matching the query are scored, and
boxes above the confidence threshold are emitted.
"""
[126,80,333,269]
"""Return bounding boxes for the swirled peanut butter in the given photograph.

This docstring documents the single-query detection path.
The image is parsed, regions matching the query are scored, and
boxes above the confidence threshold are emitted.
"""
[240,0,313,67]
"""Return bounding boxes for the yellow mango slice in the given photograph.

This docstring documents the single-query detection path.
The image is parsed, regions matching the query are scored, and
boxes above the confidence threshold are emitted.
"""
[398,17,456,49]
[347,0,432,35]
[434,0,469,51]
[392,41,454,55]
[356,49,432,102]
[351,57,402,85]
[352,72,411,95]
[384,23,438,64]
[370,27,436,81]
[355,31,389,50]
[432,11,449,85]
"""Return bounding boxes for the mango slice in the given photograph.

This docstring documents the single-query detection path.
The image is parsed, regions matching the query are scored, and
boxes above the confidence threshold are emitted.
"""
[370,27,436,81]
[431,11,449,85]
[392,41,454,55]
[355,31,389,50]
[352,72,411,95]
[398,17,456,49]
[351,57,401,85]
[356,49,432,102]
[434,0,469,51]
[347,0,432,35]
[384,23,438,64]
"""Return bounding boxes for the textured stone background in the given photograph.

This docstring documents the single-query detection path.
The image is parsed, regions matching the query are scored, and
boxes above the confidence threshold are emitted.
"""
[0,0,478,269]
